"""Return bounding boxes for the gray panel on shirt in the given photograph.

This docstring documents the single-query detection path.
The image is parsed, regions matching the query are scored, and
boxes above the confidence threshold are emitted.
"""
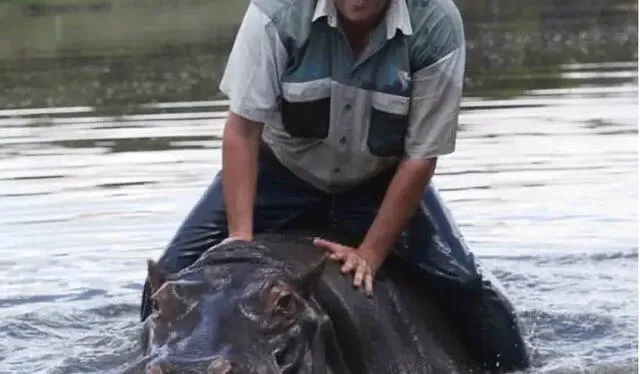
[225,0,465,193]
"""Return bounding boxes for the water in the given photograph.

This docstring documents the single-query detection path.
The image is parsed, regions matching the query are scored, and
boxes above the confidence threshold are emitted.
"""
[0,1,637,372]
[0,59,636,373]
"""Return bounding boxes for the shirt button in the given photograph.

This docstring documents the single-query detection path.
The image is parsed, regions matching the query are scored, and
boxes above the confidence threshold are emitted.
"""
[332,167,341,174]
[344,103,352,111]
[339,136,347,144]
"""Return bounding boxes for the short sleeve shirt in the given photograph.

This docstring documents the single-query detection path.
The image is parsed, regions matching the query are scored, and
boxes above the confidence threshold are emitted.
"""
[219,0,466,193]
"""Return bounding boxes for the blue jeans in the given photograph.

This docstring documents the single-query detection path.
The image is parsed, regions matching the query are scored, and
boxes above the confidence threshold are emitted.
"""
[139,144,529,371]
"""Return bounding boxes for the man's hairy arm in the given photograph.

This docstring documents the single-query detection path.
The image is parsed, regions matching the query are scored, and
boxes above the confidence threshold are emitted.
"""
[217,3,286,242]
[359,157,436,264]
[316,156,437,294]
[222,112,264,240]
[359,42,466,270]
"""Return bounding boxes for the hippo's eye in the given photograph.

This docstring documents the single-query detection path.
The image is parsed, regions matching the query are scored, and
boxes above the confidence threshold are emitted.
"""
[275,293,294,312]
[266,282,300,318]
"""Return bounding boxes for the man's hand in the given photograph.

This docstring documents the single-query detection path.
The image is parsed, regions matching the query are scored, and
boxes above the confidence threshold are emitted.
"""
[313,158,437,297]
[313,237,384,296]
[219,235,252,246]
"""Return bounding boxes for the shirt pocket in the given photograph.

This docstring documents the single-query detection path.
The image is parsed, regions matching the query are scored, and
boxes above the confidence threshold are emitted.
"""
[279,78,332,139]
[367,91,411,157]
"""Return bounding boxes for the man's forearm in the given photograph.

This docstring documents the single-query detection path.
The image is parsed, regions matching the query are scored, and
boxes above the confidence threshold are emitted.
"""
[221,112,264,239]
[359,157,438,265]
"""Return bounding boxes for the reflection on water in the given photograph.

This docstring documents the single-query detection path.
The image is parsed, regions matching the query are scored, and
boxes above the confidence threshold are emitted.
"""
[0,0,637,108]
[0,61,637,373]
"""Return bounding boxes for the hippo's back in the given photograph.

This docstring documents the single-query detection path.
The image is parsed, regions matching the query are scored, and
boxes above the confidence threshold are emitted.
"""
[253,232,482,374]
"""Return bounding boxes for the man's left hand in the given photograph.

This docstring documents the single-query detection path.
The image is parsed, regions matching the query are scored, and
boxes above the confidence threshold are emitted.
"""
[313,237,384,297]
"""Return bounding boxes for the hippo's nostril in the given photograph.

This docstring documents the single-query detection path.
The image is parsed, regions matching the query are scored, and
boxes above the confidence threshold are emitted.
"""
[208,357,234,374]
[145,365,165,374]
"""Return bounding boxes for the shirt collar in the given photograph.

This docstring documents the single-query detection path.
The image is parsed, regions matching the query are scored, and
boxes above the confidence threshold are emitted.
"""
[312,0,413,39]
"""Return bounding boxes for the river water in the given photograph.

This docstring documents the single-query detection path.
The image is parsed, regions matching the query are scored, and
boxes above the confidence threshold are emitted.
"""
[0,60,638,373]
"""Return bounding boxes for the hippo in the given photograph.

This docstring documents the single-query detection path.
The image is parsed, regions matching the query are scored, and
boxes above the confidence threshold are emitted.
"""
[126,230,526,374]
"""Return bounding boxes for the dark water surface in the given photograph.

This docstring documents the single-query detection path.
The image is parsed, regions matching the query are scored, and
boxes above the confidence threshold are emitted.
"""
[0,61,637,373]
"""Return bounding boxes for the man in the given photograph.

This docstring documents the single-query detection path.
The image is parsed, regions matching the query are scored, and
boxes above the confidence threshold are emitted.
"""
[140,0,529,371]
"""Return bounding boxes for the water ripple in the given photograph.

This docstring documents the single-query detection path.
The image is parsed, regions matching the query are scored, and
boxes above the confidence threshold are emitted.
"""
[0,66,637,373]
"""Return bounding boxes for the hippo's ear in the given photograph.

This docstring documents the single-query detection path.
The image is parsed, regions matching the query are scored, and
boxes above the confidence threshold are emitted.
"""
[147,259,167,294]
[293,254,328,299]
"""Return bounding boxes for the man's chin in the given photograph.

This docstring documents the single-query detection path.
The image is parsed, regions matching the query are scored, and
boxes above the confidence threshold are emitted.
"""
[342,11,377,27]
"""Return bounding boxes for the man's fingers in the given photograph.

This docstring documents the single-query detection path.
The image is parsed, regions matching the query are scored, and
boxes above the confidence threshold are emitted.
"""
[313,237,343,252]
[220,236,246,245]
[329,252,344,260]
[353,261,367,288]
[341,255,357,273]
[317,243,375,296]
[364,272,374,297]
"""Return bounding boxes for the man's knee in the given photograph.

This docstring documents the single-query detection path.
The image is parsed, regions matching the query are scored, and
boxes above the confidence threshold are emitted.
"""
[157,174,228,274]
[403,183,482,287]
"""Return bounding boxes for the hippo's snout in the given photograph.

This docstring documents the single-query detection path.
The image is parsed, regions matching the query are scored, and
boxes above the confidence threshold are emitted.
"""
[144,358,234,373]
[145,356,275,374]
[207,357,235,374]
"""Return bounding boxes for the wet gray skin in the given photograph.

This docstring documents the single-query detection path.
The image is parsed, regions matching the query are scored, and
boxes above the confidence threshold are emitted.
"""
[138,240,332,374]
[129,232,492,374]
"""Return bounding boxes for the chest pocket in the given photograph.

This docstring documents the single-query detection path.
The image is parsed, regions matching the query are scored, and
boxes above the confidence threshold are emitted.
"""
[279,79,332,139]
[367,91,411,157]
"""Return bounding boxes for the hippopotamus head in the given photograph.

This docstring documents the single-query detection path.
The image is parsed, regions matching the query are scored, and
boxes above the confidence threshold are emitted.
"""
[139,239,333,374]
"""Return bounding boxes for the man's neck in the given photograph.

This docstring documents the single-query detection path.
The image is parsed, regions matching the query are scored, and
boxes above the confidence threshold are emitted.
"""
[340,22,371,55]
[338,2,390,56]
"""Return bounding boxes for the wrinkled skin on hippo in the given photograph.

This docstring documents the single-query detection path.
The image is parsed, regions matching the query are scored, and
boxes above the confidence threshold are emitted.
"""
[127,233,483,374]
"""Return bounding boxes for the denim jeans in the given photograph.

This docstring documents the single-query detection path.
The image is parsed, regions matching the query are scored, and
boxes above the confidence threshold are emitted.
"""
[139,144,529,371]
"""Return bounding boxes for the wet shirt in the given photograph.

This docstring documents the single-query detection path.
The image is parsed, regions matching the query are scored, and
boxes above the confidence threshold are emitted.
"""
[219,0,466,193]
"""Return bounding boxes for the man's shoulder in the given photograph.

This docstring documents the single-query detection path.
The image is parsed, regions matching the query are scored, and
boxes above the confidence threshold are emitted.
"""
[249,0,316,51]
[406,0,465,70]
[250,0,314,25]
[406,0,464,37]
[250,0,295,12]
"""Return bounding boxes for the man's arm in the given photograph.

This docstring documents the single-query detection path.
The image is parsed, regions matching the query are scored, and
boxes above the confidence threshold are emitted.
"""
[222,114,263,239]
[359,41,466,268]
[218,3,287,240]
[359,158,437,265]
